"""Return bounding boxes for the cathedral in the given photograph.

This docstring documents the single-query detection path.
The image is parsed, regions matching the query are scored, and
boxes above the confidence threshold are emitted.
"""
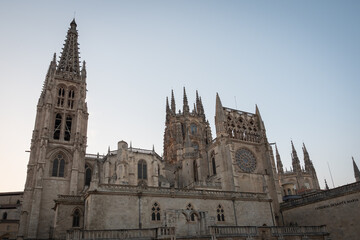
[1,20,360,240]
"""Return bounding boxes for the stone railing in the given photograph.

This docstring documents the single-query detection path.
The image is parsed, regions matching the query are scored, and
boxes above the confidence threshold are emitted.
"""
[281,181,360,209]
[209,226,328,238]
[271,226,328,236]
[209,226,258,237]
[98,184,268,201]
[186,181,222,190]
[66,227,175,240]
[85,153,105,159]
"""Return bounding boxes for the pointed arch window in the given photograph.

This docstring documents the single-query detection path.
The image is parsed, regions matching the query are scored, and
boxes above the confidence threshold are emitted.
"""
[186,203,196,221]
[2,212,7,220]
[53,114,62,140]
[85,164,92,186]
[193,160,198,182]
[52,154,65,177]
[67,89,75,109]
[72,209,80,227]
[190,123,197,135]
[57,87,65,107]
[217,204,225,222]
[138,160,147,180]
[151,202,161,221]
[211,151,216,175]
[64,115,72,141]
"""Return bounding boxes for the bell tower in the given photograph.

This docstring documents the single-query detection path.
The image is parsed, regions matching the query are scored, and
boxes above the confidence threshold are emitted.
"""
[163,88,212,188]
[18,19,88,239]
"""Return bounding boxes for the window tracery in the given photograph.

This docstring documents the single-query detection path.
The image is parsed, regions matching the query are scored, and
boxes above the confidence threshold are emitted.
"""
[64,115,72,141]
[138,160,147,180]
[186,203,196,221]
[53,114,62,140]
[223,109,262,143]
[217,204,225,221]
[67,89,75,109]
[52,154,65,177]
[151,202,161,221]
[211,151,216,175]
[57,87,65,107]
[85,164,92,186]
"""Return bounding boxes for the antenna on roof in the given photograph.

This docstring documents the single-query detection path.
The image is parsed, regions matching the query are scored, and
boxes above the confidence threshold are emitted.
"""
[327,161,335,188]
[234,96,238,110]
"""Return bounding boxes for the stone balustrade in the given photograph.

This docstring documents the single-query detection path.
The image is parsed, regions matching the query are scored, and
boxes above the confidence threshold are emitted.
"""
[66,227,175,240]
[209,226,258,237]
[209,226,329,238]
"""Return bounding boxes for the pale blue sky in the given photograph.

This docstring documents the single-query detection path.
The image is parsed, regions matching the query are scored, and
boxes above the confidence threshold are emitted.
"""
[0,1,359,192]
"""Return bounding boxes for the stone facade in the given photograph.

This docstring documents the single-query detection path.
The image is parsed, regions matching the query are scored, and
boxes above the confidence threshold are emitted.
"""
[281,181,360,240]
[0,20,344,240]
[0,192,23,240]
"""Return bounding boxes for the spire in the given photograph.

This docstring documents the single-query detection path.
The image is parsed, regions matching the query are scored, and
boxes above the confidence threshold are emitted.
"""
[195,90,203,115]
[166,96,170,114]
[57,19,81,77]
[39,53,57,104]
[215,93,226,137]
[353,157,360,182]
[183,87,189,114]
[275,144,284,174]
[171,90,176,114]
[291,141,301,172]
[303,143,313,172]
[81,60,87,80]
[325,179,329,190]
[255,105,265,130]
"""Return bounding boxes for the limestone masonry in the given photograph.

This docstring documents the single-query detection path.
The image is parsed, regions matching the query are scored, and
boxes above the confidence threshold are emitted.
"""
[1,20,359,240]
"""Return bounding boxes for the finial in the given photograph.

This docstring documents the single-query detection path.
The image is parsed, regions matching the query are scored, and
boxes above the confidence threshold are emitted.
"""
[183,87,189,114]
[171,90,176,113]
[108,146,110,154]
[152,144,155,152]
[130,141,132,149]
[70,18,77,28]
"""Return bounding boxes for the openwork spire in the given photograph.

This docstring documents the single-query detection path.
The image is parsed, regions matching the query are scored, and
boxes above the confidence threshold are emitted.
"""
[57,19,81,77]
[302,143,314,172]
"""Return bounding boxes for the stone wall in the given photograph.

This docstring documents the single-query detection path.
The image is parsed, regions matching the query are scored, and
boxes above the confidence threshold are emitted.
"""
[83,186,274,238]
[0,192,22,240]
[281,182,360,240]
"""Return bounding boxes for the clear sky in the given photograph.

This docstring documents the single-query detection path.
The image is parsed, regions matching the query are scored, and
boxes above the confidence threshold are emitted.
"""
[0,1,359,192]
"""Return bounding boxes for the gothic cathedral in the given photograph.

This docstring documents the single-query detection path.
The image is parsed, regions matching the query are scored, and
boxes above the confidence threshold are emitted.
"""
[16,20,324,240]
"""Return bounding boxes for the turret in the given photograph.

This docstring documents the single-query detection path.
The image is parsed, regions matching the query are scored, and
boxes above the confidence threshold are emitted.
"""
[275,144,284,174]
[215,93,226,137]
[171,90,176,114]
[291,141,302,173]
[183,87,189,114]
[353,157,360,182]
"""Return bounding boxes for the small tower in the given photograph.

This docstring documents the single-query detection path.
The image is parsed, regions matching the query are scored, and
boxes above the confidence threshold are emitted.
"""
[275,144,284,174]
[18,19,88,239]
[163,89,212,188]
[353,157,360,182]
[291,141,302,173]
